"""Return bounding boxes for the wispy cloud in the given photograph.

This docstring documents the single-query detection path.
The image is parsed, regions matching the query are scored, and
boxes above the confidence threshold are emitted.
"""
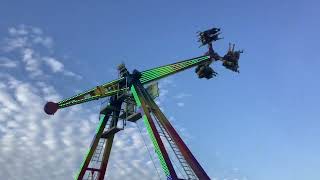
[8,25,29,36]
[156,77,174,107]
[157,79,192,109]
[0,57,18,68]
[7,25,52,49]
[2,25,81,79]
[177,102,185,107]
[3,36,28,52]
[0,26,91,179]
[43,57,64,72]
[174,92,191,108]
[33,36,53,49]
[63,71,83,79]
[174,92,192,99]
[22,48,43,77]
[42,56,82,79]
[0,25,161,180]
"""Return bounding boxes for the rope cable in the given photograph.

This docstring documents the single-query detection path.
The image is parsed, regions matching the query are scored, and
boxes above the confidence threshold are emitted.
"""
[151,113,187,179]
[136,121,162,180]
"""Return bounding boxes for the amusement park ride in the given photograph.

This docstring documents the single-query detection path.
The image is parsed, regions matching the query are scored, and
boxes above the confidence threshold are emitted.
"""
[44,27,243,180]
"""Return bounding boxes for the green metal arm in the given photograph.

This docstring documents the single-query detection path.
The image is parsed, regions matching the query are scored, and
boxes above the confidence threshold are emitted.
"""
[45,55,212,115]
[58,88,128,109]
[58,77,125,105]
[44,77,127,115]
[140,55,211,84]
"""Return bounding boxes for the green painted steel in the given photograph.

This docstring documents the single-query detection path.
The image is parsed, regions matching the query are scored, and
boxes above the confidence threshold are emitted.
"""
[142,114,170,177]
[59,88,128,109]
[130,86,141,107]
[57,55,210,110]
[130,85,171,178]
[96,114,106,133]
[74,114,106,180]
[59,77,125,105]
[140,55,210,84]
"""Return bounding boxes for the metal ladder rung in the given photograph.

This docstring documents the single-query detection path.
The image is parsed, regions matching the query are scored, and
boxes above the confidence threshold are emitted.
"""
[154,117,197,180]
[91,139,106,164]
[180,161,189,166]
[176,155,184,160]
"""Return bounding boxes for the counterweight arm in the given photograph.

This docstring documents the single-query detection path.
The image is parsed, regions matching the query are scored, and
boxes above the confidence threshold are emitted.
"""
[44,77,127,115]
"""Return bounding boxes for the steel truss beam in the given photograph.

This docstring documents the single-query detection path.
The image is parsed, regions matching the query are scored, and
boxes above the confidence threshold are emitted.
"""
[75,99,123,180]
[45,55,213,115]
[131,82,210,180]
[144,89,210,179]
[131,82,178,180]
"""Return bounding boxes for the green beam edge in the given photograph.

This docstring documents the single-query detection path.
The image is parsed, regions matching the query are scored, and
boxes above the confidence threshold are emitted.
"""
[130,85,141,107]
[141,66,174,77]
[141,65,181,77]
[142,114,170,176]
[59,88,128,108]
[59,77,125,105]
[130,85,170,176]
[142,68,172,77]
[139,62,196,82]
[140,57,209,81]
[142,60,197,75]
[140,56,210,82]
[141,68,173,80]
[140,70,172,82]
[63,56,210,106]
[141,55,210,76]
[74,114,106,180]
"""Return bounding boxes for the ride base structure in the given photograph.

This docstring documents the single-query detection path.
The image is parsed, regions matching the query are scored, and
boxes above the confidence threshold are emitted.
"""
[44,27,242,180]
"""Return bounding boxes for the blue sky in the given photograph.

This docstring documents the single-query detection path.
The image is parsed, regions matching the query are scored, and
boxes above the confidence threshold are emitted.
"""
[0,0,319,180]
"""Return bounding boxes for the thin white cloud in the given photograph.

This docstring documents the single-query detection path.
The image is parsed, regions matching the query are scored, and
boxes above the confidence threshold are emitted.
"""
[63,71,83,79]
[174,92,192,99]
[31,27,43,35]
[157,77,174,103]
[7,25,52,49]
[155,79,195,150]
[0,73,99,179]
[8,26,28,36]
[33,36,53,48]
[22,48,43,76]
[1,25,81,79]
[3,36,28,52]
[42,57,82,79]
[177,102,185,107]
[43,57,64,72]
[0,25,161,180]
[0,57,18,68]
